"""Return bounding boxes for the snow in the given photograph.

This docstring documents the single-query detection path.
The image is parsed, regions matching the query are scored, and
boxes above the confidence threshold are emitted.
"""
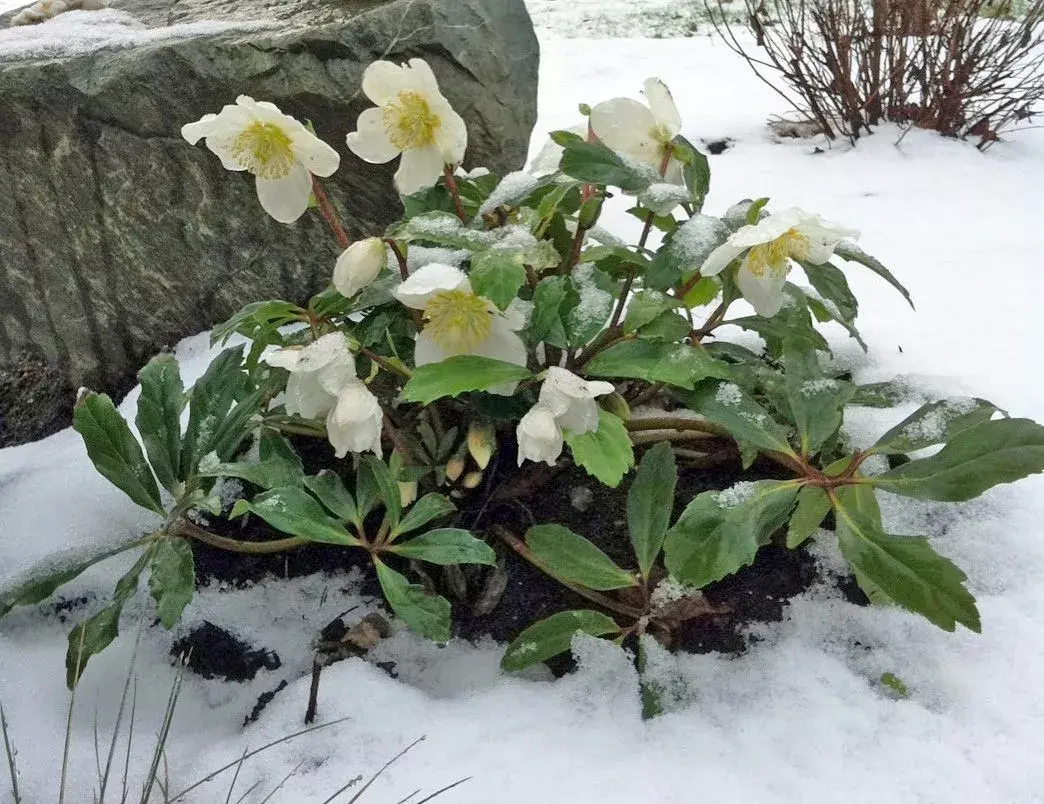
[4,6,1044,802]
[715,382,743,405]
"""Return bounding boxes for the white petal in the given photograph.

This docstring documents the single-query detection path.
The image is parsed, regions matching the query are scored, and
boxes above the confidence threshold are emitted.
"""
[727,219,792,249]
[434,105,468,166]
[587,380,616,397]
[346,107,401,164]
[406,58,444,99]
[644,77,682,139]
[394,263,469,309]
[361,60,408,106]
[292,131,341,177]
[413,330,451,367]
[298,332,354,372]
[556,400,600,436]
[700,241,746,277]
[394,144,444,195]
[516,404,564,466]
[255,162,313,224]
[181,113,219,145]
[737,261,789,318]
[475,316,528,396]
[590,98,658,157]
[263,346,304,371]
[326,380,384,458]
[333,237,387,298]
[285,372,336,420]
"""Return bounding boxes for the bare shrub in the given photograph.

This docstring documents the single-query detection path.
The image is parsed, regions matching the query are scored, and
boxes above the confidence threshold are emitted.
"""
[713,0,1044,146]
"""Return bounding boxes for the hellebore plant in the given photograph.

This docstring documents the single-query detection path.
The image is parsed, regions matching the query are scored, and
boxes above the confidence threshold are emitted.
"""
[5,59,1044,702]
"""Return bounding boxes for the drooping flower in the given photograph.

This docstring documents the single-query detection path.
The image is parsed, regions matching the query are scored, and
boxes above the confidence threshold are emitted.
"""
[590,78,683,184]
[538,367,615,436]
[326,379,383,458]
[393,263,527,394]
[700,208,859,318]
[346,59,468,195]
[334,237,387,298]
[181,96,340,224]
[264,333,356,419]
[516,404,564,466]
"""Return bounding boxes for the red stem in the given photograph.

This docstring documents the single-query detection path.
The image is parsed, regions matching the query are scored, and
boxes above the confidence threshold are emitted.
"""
[311,176,350,250]
[442,165,468,224]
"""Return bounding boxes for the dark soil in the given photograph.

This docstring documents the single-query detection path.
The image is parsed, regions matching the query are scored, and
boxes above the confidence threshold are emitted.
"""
[0,349,75,447]
[171,621,281,682]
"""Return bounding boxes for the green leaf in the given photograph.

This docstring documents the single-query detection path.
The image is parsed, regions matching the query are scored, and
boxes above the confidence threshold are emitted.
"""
[387,528,496,566]
[679,380,797,458]
[564,410,634,487]
[374,560,451,642]
[673,135,711,207]
[207,387,263,466]
[805,294,867,352]
[525,524,637,591]
[180,348,249,476]
[400,212,496,250]
[391,493,456,539]
[730,286,829,356]
[360,455,401,530]
[868,398,1000,455]
[135,354,184,493]
[787,486,831,548]
[560,140,654,192]
[469,250,527,310]
[833,497,980,632]
[501,609,622,671]
[198,430,304,490]
[682,276,721,308]
[801,260,858,322]
[783,341,854,455]
[529,276,577,349]
[148,538,195,629]
[400,357,532,404]
[230,487,360,546]
[746,197,770,225]
[627,442,678,576]
[638,311,691,342]
[73,392,165,515]
[850,380,913,408]
[566,264,615,347]
[646,215,730,292]
[623,290,677,333]
[585,341,733,390]
[210,300,304,347]
[834,242,914,309]
[304,471,359,526]
[872,418,1044,501]
[664,480,800,588]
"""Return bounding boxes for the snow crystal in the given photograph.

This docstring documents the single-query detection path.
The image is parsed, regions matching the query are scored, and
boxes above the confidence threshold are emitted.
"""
[714,382,743,405]
[615,152,661,186]
[639,183,691,215]
[406,246,469,271]
[491,224,539,252]
[671,214,729,267]
[479,171,541,216]
[217,478,244,509]
[569,263,613,333]
[900,397,980,442]
[570,485,595,512]
[800,378,840,397]
[715,480,759,508]
[649,576,700,610]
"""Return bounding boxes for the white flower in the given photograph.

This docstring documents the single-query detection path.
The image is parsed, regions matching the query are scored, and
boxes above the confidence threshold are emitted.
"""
[181,96,340,224]
[326,380,383,458]
[538,367,615,436]
[264,333,356,419]
[700,208,859,318]
[590,78,683,184]
[529,124,588,177]
[346,58,468,196]
[334,237,387,298]
[393,263,527,395]
[516,404,564,466]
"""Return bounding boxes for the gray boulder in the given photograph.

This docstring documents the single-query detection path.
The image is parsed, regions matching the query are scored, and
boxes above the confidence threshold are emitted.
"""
[0,0,539,444]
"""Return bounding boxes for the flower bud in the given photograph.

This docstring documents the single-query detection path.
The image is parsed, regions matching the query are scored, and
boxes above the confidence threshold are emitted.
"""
[466,421,496,470]
[578,195,604,229]
[333,237,387,299]
[398,481,418,508]
[445,456,466,483]
[516,404,564,467]
[600,392,631,423]
[462,471,484,490]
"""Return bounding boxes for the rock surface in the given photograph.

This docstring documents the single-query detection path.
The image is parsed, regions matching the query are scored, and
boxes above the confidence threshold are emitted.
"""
[0,0,539,443]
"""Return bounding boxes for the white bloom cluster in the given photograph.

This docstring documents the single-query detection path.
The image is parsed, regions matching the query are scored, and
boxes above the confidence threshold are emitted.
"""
[517,368,616,466]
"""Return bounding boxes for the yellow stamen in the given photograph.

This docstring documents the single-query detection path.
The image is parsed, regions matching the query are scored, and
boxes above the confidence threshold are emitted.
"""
[383,90,441,150]
[746,228,810,277]
[423,289,493,353]
[232,121,295,179]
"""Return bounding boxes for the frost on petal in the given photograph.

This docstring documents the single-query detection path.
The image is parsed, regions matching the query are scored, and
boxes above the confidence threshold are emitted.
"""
[394,263,469,309]
[643,77,681,140]
[590,98,658,157]
[700,241,746,277]
[255,163,312,224]
[394,143,444,195]
[346,107,401,164]
[516,404,564,466]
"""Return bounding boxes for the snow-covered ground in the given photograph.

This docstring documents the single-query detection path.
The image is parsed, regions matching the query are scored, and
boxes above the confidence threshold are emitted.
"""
[3,5,1044,803]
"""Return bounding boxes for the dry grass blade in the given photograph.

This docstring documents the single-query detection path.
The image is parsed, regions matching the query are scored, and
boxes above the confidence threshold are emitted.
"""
[139,658,187,804]
[322,736,426,804]
[413,777,472,803]
[1,702,21,804]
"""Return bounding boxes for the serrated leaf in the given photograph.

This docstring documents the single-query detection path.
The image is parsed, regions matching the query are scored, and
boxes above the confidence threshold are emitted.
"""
[833,495,979,632]
[646,215,730,292]
[783,341,854,455]
[400,357,533,404]
[834,243,914,309]
[801,260,858,322]
[850,380,912,408]
[664,480,800,588]
[674,135,711,207]
[787,486,831,548]
[623,290,677,333]
[564,410,634,487]
[391,493,456,539]
[198,430,304,490]
[230,487,359,546]
[210,300,304,347]
[529,276,577,349]
[638,310,690,341]
[560,140,654,192]
[679,380,796,458]
[74,392,164,515]
[872,418,1044,501]
[869,398,1000,455]
[401,212,496,250]
[585,341,733,390]
[387,528,495,566]
[135,354,184,493]
[180,348,249,476]
[501,610,622,671]
[525,524,637,590]
[374,560,451,642]
[304,471,360,526]
[469,250,527,310]
[627,442,678,577]
[683,276,721,307]
[566,264,615,347]
[148,538,194,629]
